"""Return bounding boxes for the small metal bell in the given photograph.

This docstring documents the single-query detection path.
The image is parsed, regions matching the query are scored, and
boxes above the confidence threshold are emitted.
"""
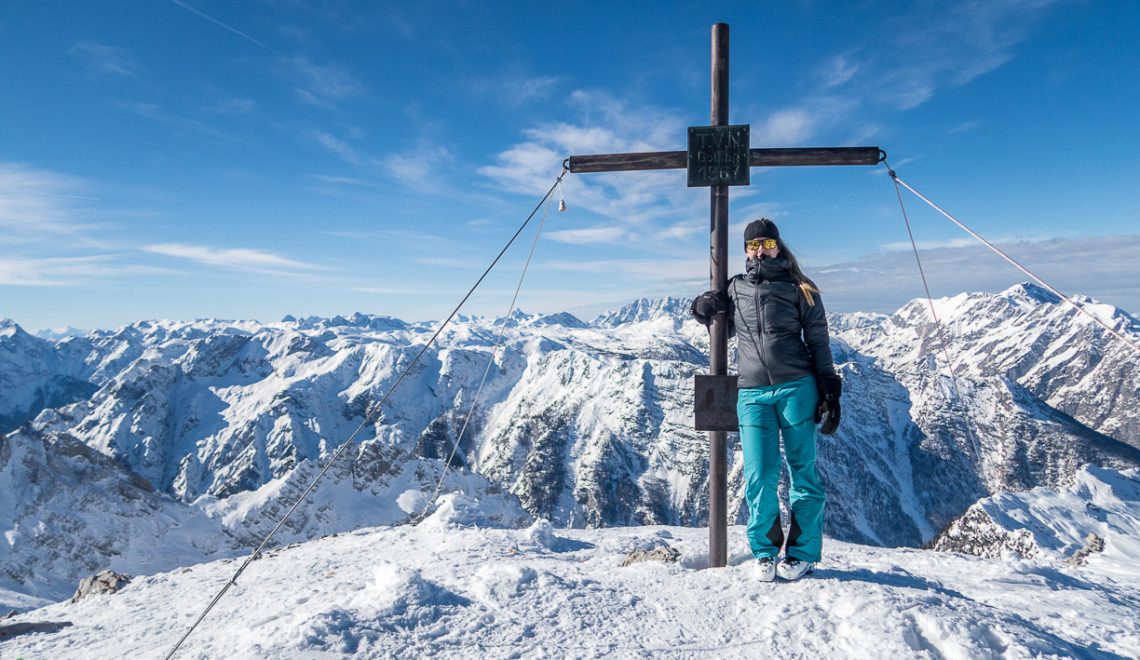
[558,198,567,212]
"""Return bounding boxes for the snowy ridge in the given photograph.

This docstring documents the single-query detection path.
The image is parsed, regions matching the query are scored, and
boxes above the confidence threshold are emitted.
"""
[931,465,1140,565]
[3,483,1138,658]
[1,284,1139,609]
[0,428,240,608]
[590,296,691,327]
[833,283,1140,447]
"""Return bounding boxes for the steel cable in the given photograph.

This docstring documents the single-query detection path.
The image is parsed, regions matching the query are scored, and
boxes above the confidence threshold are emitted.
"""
[884,160,963,403]
[164,167,569,659]
[412,179,558,523]
[887,168,1140,358]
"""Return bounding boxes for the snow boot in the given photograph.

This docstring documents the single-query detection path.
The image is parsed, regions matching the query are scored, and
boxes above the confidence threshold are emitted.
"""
[777,557,814,581]
[753,557,777,582]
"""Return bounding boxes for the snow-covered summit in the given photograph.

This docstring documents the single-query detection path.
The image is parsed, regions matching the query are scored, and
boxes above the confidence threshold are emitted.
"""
[0,318,29,338]
[4,467,1138,658]
[591,296,691,327]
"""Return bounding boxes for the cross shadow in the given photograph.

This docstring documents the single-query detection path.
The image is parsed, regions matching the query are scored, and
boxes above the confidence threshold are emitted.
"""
[0,621,73,641]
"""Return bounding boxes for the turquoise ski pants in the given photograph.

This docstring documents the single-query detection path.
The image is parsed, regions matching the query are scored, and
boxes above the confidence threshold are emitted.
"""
[737,375,826,562]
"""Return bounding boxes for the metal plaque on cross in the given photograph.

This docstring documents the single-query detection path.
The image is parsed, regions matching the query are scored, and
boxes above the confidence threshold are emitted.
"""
[687,124,750,187]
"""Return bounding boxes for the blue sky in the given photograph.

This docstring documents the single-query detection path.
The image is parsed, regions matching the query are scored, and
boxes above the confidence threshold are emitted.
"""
[2,1,1138,332]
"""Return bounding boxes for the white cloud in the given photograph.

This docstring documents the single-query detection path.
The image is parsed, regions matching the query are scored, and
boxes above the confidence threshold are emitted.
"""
[544,226,627,245]
[142,243,327,276]
[353,285,440,295]
[479,89,706,230]
[117,101,226,139]
[310,130,362,164]
[310,174,372,187]
[378,143,455,193]
[0,162,104,245]
[753,109,816,146]
[855,0,1058,112]
[0,255,164,286]
[819,55,860,89]
[69,41,138,77]
[204,98,256,115]
[467,74,563,106]
[814,234,1140,314]
[880,237,977,252]
[544,257,706,281]
[287,56,364,108]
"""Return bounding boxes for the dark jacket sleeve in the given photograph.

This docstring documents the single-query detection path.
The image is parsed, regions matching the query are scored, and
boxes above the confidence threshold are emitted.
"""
[799,290,836,377]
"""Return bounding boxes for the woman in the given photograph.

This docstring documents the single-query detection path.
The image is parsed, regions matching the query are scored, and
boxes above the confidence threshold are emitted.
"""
[691,218,842,581]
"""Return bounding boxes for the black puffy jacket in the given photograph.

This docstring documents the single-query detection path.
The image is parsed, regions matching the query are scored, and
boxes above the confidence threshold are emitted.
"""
[726,260,836,389]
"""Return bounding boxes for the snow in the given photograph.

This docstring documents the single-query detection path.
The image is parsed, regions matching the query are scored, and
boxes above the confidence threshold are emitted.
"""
[4,465,1139,658]
[2,520,1136,658]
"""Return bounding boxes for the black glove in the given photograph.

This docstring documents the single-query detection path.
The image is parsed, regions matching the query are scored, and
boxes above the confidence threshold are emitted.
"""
[690,290,730,326]
[815,374,842,435]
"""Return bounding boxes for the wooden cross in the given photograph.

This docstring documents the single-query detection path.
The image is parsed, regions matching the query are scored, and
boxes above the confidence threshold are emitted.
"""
[566,23,880,568]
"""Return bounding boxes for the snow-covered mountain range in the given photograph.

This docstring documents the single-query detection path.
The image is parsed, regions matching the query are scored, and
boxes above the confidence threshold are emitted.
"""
[1,283,1138,607]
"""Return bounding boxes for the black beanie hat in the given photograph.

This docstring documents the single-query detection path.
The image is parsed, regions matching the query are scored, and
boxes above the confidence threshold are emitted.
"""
[744,218,780,242]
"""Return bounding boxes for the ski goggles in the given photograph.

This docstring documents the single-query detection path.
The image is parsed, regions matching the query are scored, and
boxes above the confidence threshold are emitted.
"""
[745,238,778,250]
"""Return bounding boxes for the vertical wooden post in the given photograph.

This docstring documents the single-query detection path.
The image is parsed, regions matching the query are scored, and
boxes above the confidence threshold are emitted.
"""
[708,22,729,569]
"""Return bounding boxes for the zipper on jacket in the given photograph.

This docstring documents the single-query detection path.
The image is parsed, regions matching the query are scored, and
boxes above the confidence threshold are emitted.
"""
[754,281,774,386]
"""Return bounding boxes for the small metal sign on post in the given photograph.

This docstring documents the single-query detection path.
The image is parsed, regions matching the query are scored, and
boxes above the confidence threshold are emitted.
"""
[566,23,879,569]
[688,125,750,187]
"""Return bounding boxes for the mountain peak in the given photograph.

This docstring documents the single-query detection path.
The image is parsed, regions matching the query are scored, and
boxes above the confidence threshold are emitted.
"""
[1003,282,1062,306]
[0,318,31,340]
[591,297,691,327]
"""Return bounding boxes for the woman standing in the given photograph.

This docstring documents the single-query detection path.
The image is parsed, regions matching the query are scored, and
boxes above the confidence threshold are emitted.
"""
[691,218,842,581]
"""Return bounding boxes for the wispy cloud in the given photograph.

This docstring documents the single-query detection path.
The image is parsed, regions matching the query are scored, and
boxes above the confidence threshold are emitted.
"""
[287,56,364,108]
[0,162,105,246]
[544,226,627,245]
[949,120,981,134]
[379,143,454,193]
[752,109,816,146]
[411,256,487,269]
[848,0,1058,112]
[731,1,1060,149]
[203,98,256,115]
[880,237,978,251]
[544,256,707,282]
[319,228,445,242]
[815,234,1140,314]
[479,89,705,229]
[465,74,564,106]
[0,255,165,286]
[69,41,138,77]
[819,55,860,89]
[117,101,226,139]
[353,285,440,295]
[142,243,328,276]
[310,174,372,187]
[310,129,362,164]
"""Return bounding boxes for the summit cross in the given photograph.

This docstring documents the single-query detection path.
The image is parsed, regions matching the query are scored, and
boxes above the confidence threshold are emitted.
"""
[566,23,880,568]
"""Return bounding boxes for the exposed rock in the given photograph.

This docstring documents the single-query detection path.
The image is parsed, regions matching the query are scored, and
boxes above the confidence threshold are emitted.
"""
[71,571,132,603]
[621,545,681,566]
[1066,533,1106,566]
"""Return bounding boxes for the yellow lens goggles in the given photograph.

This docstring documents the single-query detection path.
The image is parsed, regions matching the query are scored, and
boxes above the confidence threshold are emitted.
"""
[746,238,777,250]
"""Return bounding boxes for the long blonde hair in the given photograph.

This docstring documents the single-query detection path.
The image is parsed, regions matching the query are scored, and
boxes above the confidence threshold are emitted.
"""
[778,241,820,306]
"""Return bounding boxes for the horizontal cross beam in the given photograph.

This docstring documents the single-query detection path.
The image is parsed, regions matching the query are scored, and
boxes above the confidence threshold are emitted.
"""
[567,146,881,174]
